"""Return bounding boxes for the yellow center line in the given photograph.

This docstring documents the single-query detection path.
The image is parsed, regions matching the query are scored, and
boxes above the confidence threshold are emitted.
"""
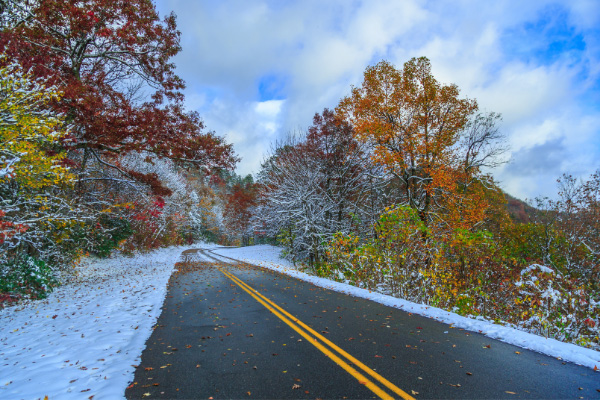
[218,266,415,400]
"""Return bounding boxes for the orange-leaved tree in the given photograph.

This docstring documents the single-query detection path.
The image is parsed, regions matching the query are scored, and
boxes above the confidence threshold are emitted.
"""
[337,57,506,234]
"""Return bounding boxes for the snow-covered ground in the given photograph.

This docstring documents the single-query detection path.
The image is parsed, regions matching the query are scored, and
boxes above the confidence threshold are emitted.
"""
[0,243,211,400]
[212,244,600,371]
[1,243,598,400]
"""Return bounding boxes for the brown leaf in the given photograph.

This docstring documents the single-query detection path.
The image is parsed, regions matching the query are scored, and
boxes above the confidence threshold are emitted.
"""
[292,384,301,390]
[144,367,153,371]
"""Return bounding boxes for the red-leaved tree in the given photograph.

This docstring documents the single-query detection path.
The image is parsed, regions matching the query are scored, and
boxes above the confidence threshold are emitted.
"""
[0,0,237,196]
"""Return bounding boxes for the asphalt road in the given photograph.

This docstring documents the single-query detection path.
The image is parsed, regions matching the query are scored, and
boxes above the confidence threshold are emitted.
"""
[125,248,600,399]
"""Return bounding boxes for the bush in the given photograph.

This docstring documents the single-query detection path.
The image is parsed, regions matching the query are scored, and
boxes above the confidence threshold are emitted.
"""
[89,214,133,257]
[0,255,57,300]
[511,264,599,347]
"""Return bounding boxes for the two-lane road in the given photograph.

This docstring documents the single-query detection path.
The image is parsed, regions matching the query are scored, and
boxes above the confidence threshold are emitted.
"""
[126,248,599,399]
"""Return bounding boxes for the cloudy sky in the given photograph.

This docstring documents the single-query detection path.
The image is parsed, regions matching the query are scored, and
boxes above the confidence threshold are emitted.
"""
[155,0,599,200]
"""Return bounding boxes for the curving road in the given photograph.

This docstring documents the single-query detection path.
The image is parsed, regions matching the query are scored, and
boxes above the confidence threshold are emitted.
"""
[125,248,599,399]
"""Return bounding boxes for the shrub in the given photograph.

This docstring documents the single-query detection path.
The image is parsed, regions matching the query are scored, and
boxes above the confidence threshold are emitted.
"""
[89,214,133,258]
[0,255,57,300]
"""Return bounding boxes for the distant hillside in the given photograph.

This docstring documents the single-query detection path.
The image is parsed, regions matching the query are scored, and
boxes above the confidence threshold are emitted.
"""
[504,193,538,223]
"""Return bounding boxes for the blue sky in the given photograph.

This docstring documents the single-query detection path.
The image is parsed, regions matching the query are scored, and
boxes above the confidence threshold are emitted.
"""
[155,0,599,200]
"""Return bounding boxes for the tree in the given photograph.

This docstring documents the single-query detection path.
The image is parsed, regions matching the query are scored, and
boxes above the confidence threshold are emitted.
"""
[255,110,375,265]
[0,54,82,271]
[0,0,237,198]
[337,57,506,232]
[223,176,258,245]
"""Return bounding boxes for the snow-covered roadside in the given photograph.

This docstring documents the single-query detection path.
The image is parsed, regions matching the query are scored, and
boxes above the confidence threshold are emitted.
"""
[212,244,600,371]
[0,243,209,400]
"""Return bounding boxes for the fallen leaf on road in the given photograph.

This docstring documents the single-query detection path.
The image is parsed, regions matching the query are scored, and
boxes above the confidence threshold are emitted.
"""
[505,391,516,395]
[144,367,153,371]
[411,390,419,395]
[466,372,472,376]
[515,351,520,355]
[292,384,301,389]
[375,355,383,358]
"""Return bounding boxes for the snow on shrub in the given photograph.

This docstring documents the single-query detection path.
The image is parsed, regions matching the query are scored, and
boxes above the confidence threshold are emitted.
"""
[514,264,599,348]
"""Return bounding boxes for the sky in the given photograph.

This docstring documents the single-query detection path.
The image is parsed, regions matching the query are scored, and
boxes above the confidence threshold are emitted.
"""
[154,0,599,200]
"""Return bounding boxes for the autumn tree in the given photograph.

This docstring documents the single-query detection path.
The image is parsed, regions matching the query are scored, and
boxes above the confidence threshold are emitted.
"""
[222,175,258,245]
[0,0,237,200]
[337,57,506,233]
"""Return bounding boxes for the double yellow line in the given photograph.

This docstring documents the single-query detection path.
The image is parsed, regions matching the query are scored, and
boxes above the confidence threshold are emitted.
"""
[219,267,414,400]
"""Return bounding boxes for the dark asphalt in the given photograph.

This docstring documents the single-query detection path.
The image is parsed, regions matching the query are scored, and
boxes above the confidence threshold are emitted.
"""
[125,248,600,399]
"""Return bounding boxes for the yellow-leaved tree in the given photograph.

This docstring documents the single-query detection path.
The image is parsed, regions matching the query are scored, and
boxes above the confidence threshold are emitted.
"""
[0,55,79,298]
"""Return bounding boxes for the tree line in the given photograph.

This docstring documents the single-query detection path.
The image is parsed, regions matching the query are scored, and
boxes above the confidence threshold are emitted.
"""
[231,58,600,349]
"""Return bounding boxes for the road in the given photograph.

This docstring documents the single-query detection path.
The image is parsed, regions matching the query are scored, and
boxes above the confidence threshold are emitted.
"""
[125,248,599,399]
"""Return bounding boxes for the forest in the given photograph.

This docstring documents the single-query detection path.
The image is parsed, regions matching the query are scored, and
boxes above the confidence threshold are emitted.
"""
[1,0,598,350]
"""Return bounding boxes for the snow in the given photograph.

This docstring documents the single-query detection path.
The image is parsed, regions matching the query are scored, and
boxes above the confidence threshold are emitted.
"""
[211,245,600,371]
[1,243,598,400]
[520,264,555,275]
[0,243,209,400]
